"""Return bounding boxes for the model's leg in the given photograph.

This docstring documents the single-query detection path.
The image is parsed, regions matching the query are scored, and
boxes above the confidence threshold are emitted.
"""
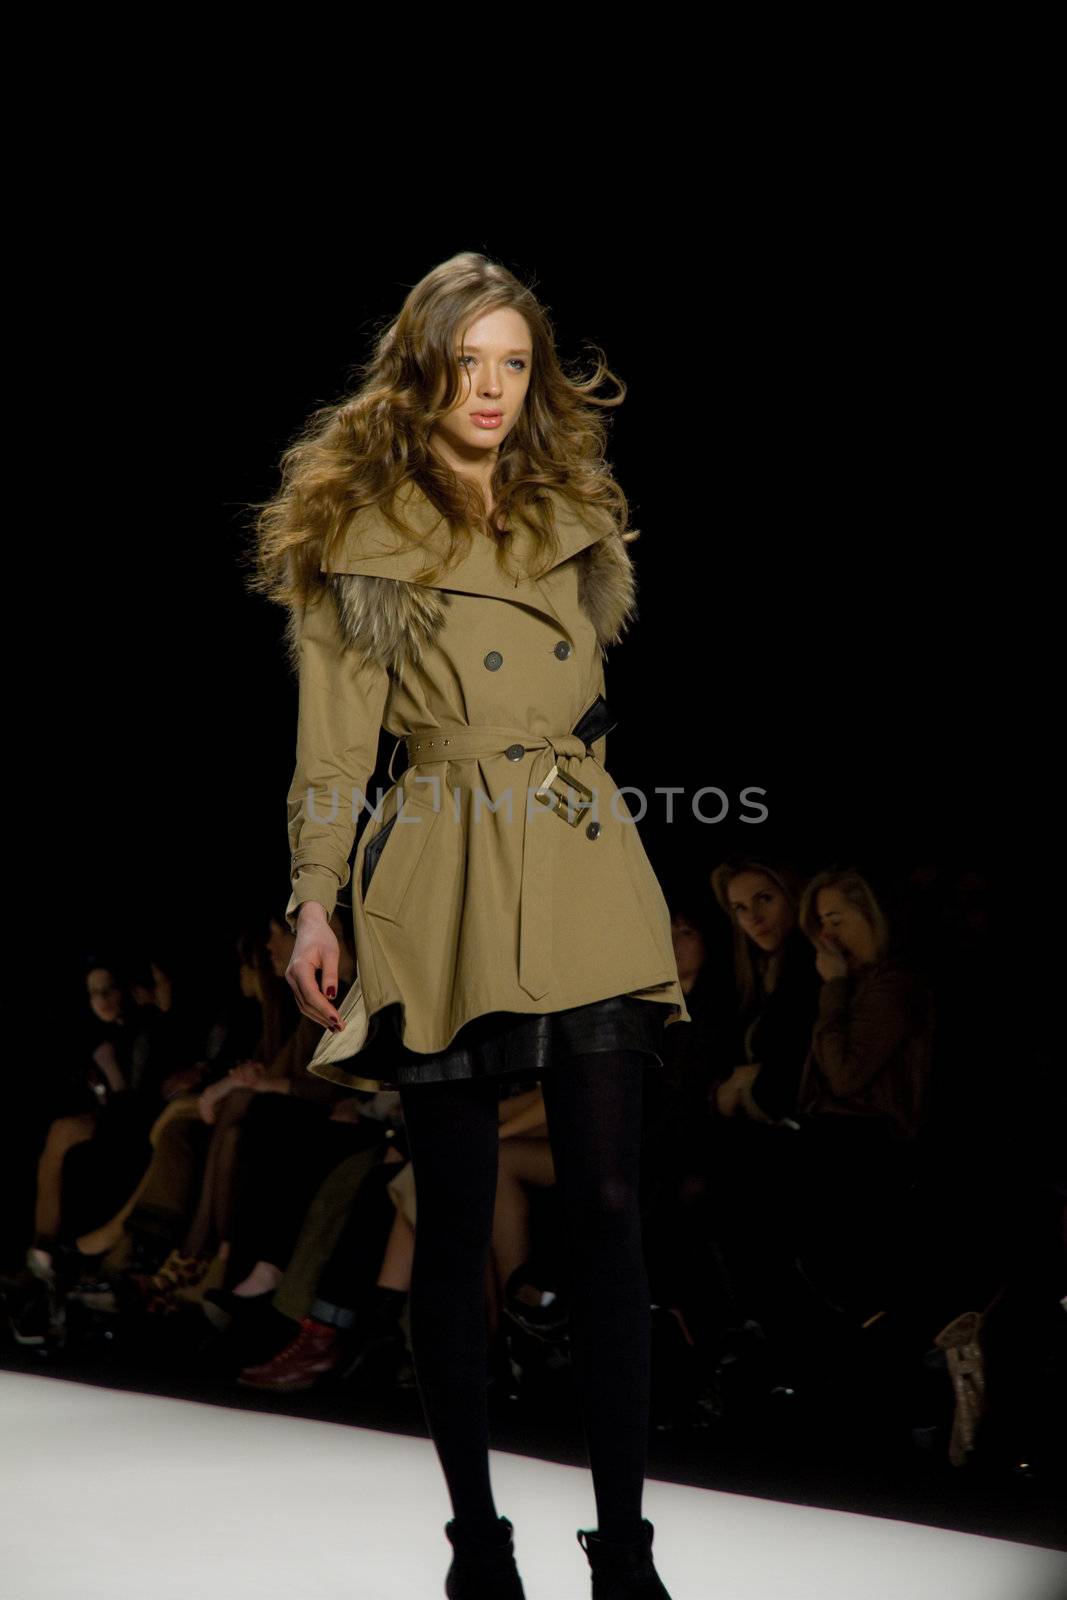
[489,1138,556,1334]
[398,1073,504,1538]
[540,1050,650,1543]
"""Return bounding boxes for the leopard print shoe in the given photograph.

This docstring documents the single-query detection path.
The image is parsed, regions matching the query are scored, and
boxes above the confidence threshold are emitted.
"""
[129,1249,212,1315]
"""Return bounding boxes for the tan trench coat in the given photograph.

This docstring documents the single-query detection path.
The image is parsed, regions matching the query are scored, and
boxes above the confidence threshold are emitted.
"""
[284,480,689,1090]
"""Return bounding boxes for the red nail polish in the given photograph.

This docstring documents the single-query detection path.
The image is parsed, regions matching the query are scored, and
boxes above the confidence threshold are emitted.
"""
[326,987,336,1000]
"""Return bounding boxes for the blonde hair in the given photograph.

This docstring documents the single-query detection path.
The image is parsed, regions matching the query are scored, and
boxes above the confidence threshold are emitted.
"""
[710,857,808,1011]
[798,866,890,965]
[242,250,638,611]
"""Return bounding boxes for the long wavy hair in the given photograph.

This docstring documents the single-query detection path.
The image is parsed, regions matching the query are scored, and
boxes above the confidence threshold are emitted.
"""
[243,250,638,611]
[709,856,809,1012]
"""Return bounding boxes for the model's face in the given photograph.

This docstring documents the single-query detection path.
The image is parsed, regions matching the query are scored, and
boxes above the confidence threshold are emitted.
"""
[87,967,122,1024]
[671,915,706,982]
[814,887,877,968]
[430,306,532,470]
[727,872,795,955]
[266,917,296,977]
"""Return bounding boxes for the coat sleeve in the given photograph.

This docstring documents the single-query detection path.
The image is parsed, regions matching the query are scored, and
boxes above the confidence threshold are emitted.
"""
[284,587,390,933]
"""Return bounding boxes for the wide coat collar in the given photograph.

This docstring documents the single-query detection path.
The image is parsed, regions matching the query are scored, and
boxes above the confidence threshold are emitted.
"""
[315,481,639,680]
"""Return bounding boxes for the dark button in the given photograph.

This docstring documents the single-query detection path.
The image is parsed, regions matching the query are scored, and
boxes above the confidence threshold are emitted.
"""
[505,743,525,762]
[554,640,571,660]
[484,650,503,671]
[586,821,602,840]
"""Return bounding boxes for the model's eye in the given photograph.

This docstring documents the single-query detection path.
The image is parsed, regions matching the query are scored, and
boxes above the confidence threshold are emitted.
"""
[456,356,527,370]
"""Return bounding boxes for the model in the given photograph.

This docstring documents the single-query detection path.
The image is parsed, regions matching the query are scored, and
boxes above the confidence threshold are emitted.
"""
[250,250,688,1599]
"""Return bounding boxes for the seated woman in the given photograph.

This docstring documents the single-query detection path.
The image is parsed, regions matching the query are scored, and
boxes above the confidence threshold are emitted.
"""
[27,956,189,1284]
[123,912,347,1312]
[683,857,821,1348]
[788,865,935,1317]
[707,856,821,1127]
[71,921,290,1270]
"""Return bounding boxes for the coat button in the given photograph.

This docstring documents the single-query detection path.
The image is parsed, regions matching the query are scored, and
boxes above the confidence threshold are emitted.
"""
[484,650,503,671]
[586,821,602,840]
[554,640,571,660]
[505,744,525,762]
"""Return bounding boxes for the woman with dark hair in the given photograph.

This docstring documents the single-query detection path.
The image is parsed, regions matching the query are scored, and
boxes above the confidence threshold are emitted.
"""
[666,857,823,1361]
[70,920,294,1281]
[248,252,687,1598]
[29,958,186,1270]
[708,856,821,1127]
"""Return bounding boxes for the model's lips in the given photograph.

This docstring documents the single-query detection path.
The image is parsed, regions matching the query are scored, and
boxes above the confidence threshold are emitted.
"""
[471,412,503,428]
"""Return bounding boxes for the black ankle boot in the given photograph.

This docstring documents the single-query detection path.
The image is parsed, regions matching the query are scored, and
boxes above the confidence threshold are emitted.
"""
[577,1518,673,1598]
[444,1513,526,1598]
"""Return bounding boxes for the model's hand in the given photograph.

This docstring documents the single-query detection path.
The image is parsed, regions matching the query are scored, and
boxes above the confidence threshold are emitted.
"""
[287,904,344,1031]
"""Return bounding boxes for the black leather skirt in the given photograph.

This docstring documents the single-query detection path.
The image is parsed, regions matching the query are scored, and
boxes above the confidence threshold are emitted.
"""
[358,994,671,1094]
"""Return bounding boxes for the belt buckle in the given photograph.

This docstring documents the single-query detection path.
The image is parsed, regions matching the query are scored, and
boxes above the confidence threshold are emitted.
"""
[534,762,595,827]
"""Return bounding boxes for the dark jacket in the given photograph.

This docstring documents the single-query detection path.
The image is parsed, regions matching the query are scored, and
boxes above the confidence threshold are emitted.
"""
[744,928,823,1122]
[797,956,934,1142]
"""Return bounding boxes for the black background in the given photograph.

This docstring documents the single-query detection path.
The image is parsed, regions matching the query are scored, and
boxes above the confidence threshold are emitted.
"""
[61,209,1046,1027]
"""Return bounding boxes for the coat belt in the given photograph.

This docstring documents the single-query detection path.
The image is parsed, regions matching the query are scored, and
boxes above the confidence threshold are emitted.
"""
[392,724,598,1002]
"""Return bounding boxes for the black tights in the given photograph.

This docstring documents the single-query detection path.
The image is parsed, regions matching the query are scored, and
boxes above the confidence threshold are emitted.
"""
[398,1049,650,1542]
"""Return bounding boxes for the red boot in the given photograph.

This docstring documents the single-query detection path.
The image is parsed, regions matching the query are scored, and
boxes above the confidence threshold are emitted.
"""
[237,1316,344,1391]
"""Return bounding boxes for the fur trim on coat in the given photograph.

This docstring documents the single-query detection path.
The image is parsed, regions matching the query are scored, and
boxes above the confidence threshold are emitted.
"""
[287,525,639,681]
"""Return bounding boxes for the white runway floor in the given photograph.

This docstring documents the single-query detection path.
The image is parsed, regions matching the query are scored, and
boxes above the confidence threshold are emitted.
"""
[1,1371,1063,1599]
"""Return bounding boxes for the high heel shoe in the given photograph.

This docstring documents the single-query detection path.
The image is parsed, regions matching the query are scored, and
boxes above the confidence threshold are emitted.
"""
[577,1518,673,1598]
[443,1513,526,1598]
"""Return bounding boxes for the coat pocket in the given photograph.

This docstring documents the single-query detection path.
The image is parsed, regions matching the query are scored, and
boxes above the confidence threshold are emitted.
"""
[361,793,441,924]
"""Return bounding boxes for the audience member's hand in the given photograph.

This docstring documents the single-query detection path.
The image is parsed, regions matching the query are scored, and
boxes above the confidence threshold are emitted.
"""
[161,1064,207,1099]
[197,1076,241,1125]
[329,1098,364,1124]
[151,966,174,1013]
[714,1064,760,1118]
[230,1062,267,1089]
[92,1040,125,1093]
[814,937,849,981]
[734,1070,778,1125]
[712,1069,739,1117]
